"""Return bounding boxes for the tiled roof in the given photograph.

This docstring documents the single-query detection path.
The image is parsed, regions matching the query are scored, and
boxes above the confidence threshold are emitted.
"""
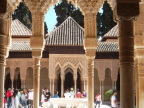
[103,25,118,38]
[10,41,31,51]
[10,17,119,52]
[97,42,118,52]
[12,19,32,36]
[45,16,84,46]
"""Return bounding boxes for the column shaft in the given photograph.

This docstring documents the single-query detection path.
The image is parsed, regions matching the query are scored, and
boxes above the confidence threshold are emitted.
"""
[61,79,64,97]
[33,57,41,108]
[74,78,77,93]
[0,16,6,108]
[52,79,55,96]
[87,59,94,108]
[100,81,104,101]
[119,19,134,108]
[21,79,26,89]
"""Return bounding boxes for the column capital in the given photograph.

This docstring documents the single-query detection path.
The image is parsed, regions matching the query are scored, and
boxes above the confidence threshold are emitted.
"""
[68,0,102,15]
[25,0,57,14]
[115,1,140,21]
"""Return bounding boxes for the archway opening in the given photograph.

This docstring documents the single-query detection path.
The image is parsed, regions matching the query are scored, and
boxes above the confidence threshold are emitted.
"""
[64,68,74,90]
[104,68,112,101]
[57,73,61,97]
[116,69,120,91]
[40,68,49,90]
[5,68,11,90]
[26,67,33,89]
[13,67,21,89]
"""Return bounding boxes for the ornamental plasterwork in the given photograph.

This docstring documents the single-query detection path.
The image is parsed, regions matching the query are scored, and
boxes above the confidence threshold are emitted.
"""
[54,56,85,67]
[68,0,104,15]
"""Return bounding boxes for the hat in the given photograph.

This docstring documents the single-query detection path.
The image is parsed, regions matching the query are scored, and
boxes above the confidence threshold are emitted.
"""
[8,88,11,91]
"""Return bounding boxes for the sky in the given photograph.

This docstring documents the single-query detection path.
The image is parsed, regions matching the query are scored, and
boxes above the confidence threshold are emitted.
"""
[45,6,103,32]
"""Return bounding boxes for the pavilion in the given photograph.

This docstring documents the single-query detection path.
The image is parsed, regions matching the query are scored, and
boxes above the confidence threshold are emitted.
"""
[0,0,143,108]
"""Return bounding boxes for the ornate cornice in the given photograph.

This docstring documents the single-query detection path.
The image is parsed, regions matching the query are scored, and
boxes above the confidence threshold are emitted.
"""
[68,0,104,15]
[25,0,57,14]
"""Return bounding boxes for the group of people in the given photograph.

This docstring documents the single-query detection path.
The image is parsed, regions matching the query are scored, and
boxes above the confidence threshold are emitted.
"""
[95,90,118,108]
[4,88,34,108]
[64,88,87,98]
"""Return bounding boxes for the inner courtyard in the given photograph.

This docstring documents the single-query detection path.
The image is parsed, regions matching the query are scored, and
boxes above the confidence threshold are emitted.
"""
[0,0,144,108]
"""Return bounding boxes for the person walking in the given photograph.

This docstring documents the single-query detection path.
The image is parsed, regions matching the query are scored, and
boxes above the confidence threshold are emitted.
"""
[70,88,75,98]
[20,90,28,108]
[28,89,34,106]
[111,90,118,108]
[53,91,59,98]
[11,89,19,108]
[45,89,51,102]
[75,89,82,98]
[6,88,12,108]
[95,93,101,108]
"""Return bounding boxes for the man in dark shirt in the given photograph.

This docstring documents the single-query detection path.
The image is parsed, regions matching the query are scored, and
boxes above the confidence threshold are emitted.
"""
[45,89,51,102]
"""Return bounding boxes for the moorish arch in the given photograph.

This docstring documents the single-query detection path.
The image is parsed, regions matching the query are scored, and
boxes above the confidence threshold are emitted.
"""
[13,67,21,89]
[25,67,33,89]
[94,68,100,98]
[104,68,112,100]
[5,67,11,90]
[64,68,74,90]
[40,67,49,90]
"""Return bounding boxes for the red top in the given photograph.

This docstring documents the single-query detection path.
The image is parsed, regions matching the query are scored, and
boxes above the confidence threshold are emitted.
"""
[6,91,12,98]
[3,98,6,105]
[95,94,101,101]
[75,92,82,98]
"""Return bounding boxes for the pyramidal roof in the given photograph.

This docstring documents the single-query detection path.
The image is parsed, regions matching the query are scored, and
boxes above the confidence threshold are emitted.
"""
[12,19,32,36]
[101,25,118,41]
[45,16,84,46]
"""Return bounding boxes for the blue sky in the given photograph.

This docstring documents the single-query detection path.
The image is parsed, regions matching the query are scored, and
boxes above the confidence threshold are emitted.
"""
[45,6,103,32]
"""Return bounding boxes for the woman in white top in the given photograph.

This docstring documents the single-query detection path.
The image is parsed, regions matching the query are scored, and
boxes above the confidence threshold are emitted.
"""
[11,89,19,108]
[28,89,34,105]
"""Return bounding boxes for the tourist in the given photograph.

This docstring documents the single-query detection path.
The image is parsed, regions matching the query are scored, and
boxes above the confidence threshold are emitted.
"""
[17,90,21,101]
[3,90,6,108]
[11,89,19,108]
[111,90,118,108]
[95,93,101,108]
[75,89,82,98]
[28,89,34,105]
[45,89,51,102]
[81,90,87,98]
[64,89,71,98]
[6,88,12,108]
[53,91,59,98]
[70,88,75,98]
[41,88,46,106]
[20,90,28,107]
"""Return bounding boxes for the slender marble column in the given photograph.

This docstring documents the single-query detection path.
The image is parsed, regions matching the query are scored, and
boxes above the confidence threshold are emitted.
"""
[0,34,6,108]
[74,77,77,93]
[33,57,41,108]
[100,81,104,101]
[52,79,55,96]
[116,1,140,108]
[0,14,11,108]
[21,78,26,89]
[61,75,64,97]
[112,81,116,90]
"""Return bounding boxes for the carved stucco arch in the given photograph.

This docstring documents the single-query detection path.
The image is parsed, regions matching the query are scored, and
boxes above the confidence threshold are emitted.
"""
[76,63,84,80]
[62,62,76,76]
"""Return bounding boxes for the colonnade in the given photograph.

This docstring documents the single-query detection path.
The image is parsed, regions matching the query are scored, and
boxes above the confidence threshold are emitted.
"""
[0,0,142,108]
